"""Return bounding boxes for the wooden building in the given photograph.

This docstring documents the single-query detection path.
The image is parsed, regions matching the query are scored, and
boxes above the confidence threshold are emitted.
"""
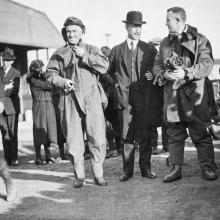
[0,0,63,119]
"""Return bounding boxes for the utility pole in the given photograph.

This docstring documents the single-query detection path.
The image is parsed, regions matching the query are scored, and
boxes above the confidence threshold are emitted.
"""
[104,33,111,47]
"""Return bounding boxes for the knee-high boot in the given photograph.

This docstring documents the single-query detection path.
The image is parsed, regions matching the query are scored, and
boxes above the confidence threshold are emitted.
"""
[35,145,41,160]
[34,145,46,165]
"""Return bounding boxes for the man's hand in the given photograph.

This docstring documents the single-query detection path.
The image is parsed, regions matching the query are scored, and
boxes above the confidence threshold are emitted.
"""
[64,79,75,93]
[164,69,185,81]
[153,73,166,86]
[145,71,153,81]
[4,81,14,91]
[72,46,85,57]
[172,69,185,80]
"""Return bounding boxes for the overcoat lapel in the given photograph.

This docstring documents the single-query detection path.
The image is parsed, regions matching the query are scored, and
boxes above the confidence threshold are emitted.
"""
[119,41,129,73]
[181,40,196,56]
[3,67,14,83]
[136,41,144,79]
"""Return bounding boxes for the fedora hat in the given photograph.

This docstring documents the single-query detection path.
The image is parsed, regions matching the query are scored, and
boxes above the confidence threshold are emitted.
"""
[122,11,146,25]
[2,48,16,60]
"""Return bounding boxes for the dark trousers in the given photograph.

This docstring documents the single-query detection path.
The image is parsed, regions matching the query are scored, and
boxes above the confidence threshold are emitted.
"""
[0,113,19,165]
[122,125,152,176]
[161,122,169,149]
[151,127,158,148]
[167,120,216,171]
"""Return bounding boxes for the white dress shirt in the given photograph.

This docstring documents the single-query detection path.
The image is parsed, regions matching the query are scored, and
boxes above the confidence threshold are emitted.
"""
[3,65,11,77]
[127,38,139,50]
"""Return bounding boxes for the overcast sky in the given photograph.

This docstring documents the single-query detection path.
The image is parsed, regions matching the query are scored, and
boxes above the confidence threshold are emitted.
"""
[13,0,220,59]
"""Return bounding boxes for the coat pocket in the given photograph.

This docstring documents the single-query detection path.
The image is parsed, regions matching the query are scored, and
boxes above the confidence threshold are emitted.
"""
[184,83,196,98]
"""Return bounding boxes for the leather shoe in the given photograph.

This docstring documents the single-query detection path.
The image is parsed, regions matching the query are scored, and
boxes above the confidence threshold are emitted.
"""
[202,167,218,180]
[11,160,19,166]
[35,159,46,165]
[94,177,107,186]
[74,178,84,188]
[163,165,182,182]
[45,157,56,164]
[141,169,157,179]
[119,174,132,182]
[152,147,159,155]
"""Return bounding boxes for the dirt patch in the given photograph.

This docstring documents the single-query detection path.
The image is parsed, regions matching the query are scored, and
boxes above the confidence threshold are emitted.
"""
[0,132,220,219]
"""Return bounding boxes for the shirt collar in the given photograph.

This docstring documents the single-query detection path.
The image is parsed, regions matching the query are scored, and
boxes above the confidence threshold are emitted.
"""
[168,25,188,43]
[4,65,11,76]
[182,24,188,34]
[127,38,139,50]
[178,25,187,37]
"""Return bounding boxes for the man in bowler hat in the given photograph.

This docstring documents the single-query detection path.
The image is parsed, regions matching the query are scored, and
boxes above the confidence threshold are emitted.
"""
[107,11,163,181]
[0,48,20,166]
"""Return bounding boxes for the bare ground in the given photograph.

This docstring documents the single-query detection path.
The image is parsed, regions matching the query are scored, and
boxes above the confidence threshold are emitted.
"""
[0,122,220,220]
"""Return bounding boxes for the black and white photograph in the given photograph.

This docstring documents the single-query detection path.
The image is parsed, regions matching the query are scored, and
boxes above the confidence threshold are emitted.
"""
[0,0,220,219]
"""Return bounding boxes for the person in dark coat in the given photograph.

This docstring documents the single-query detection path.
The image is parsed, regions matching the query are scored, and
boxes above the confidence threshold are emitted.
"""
[0,48,20,166]
[0,101,16,202]
[27,60,57,165]
[107,11,163,182]
[153,7,217,182]
[148,38,169,155]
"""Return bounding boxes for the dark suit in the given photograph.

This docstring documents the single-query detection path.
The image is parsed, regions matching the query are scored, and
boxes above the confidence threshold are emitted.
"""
[108,40,163,176]
[0,66,20,165]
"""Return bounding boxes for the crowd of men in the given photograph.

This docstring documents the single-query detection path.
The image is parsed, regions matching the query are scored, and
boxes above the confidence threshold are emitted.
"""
[0,6,219,201]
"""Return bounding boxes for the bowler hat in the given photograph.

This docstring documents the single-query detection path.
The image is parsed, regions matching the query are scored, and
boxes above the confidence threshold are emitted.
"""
[122,11,146,25]
[2,48,16,60]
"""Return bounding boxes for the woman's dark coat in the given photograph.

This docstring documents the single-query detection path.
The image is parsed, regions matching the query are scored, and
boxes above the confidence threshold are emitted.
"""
[27,73,57,146]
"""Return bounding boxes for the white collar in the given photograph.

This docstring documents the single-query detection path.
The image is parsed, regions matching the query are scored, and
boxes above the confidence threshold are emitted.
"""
[127,38,139,50]
[179,25,188,36]
[4,65,11,76]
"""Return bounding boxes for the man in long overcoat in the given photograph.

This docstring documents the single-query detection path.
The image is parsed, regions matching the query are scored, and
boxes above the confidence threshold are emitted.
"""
[0,48,20,166]
[108,11,163,182]
[46,17,109,188]
[153,7,217,182]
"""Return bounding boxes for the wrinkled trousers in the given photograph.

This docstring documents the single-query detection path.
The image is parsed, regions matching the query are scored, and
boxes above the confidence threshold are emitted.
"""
[167,120,216,171]
[61,91,106,179]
